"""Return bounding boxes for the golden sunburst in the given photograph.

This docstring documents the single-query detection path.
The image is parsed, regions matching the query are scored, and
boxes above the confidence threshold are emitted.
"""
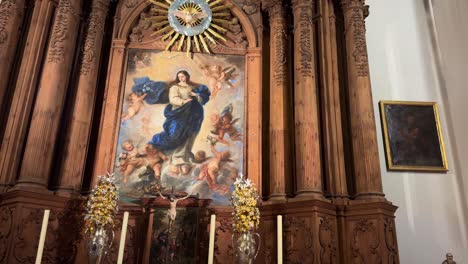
[148,0,232,55]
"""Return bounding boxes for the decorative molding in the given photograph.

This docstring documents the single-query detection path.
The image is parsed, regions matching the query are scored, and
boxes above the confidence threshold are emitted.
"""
[48,0,76,63]
[0,0,16,44]
[319,217,337,264]
[340,0,365,12]
[125,0,138,9]
[80,0,110,75]
[233,0,257,15]
[0,206,14,263]
[351,219,382,264]
[284,216,314,263]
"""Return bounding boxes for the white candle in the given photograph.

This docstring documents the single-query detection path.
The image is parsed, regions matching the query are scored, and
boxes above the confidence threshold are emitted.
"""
[117,211,129,264]
[277,215,283,264]
[35,209,50,264]
[207,214,216,264]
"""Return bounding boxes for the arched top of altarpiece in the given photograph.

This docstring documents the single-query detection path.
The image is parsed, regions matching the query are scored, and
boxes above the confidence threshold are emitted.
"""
[115,0,259,54]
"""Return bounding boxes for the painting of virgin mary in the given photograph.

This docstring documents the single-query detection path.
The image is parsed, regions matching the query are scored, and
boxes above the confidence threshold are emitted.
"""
[114,50,245,205]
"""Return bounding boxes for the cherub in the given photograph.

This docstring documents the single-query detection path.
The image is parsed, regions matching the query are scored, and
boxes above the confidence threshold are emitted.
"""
[210,104,242,145]
[199,64,238,98]
[196,143,233,195]
[119,143,167,184]
[144,144,168,179]
[122,92,147,122]
[118,140,141,183]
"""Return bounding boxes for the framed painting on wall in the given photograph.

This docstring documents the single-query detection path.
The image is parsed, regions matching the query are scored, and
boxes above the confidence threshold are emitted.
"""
[379,101,448,171]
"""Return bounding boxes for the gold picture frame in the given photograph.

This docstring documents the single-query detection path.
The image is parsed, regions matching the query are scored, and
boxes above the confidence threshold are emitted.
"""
[379,101,448,172]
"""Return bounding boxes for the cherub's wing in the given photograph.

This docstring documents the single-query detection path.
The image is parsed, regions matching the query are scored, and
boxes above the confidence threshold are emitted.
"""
[172,10,186,20]
[193,11,208,20]
[221,103,233,116]
[231,118,240,125]
[223,66,236,75]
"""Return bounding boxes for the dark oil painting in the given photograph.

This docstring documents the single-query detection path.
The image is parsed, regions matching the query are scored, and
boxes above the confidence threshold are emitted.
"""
[149,207,199,263]
[379,101,448,171]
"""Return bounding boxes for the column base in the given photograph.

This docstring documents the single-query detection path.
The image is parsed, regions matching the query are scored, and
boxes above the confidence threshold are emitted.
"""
[267,194,287,203]
[294,188,324,198]
[354,192,386,201]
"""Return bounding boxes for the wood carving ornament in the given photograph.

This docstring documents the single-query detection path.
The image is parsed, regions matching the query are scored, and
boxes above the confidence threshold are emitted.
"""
[292,0,314,77]
[319,217,338,263]
[0,207,14,263]
[48,0,76,63]
[262,0,287,86]
[341,0,370,77]
[351,218,382,264]
[0,0,16,44]
[80,0,110,75]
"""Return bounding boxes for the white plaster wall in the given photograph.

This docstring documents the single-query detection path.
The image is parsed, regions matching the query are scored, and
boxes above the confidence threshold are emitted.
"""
[366,0,468,262]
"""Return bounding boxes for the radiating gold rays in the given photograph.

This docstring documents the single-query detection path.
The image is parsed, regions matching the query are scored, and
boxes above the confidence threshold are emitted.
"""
[147,0,231,54]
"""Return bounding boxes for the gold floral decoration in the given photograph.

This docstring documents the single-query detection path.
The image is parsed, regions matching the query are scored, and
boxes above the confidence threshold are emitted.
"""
[231,175,260,233]
[84,172,119,235]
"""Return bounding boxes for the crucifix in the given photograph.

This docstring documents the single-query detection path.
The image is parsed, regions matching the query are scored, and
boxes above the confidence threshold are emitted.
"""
[159,187,191,231]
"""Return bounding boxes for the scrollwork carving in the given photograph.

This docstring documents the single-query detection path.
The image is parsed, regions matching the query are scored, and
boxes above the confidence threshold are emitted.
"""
[80,0,110,75]
[48,0,77,63]
[284,216,314,263]
[351,218,382,264]
[13,208,46,263]
[384,217,398,264]
[0,0,16,44]
[214,217,234,263]
[0,206,14,263]
[319,217,337,264]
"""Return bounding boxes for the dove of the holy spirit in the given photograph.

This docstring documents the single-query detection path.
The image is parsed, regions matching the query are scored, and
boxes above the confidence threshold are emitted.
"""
[171,7,208,28]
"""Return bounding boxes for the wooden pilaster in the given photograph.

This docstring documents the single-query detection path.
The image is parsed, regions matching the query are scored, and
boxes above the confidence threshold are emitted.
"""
[0,0,56,191]
[56,0,111,193]
[17,0,82,188]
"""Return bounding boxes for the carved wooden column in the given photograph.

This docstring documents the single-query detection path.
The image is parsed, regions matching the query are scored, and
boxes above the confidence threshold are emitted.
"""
[318,0,348,200]
[56,0,110,193]
[0,0,56,190]
[340,0,383,199]
[263,0,290,201]
[291,0,323,198]
[91,39,126,187]
[0,0,26,115]
[17,0,82,189]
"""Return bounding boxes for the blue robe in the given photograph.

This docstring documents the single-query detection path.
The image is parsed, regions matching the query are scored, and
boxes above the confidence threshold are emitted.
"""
[131,77,210,152]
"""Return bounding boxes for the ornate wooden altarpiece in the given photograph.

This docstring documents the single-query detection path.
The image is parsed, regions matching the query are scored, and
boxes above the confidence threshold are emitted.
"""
[0,0,400,263]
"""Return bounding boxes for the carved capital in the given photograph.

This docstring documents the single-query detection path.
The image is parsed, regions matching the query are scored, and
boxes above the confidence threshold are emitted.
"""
[340,0,365,11]
[291,0,314,10]
[262,0,284,19]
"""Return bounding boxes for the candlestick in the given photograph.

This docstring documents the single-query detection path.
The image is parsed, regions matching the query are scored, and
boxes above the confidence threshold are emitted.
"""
[35,209,50,264]
[117,211,129,264]
[277,215,283,264]
[208,214,216,264]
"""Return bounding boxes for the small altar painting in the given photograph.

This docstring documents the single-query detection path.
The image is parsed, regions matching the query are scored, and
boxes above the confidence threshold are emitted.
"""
[379,101,448,171]
[150,207,199,264]
[114,49,245,204]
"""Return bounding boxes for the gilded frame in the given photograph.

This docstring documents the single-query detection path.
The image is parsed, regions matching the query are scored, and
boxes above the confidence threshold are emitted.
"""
[379,101,448,172]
